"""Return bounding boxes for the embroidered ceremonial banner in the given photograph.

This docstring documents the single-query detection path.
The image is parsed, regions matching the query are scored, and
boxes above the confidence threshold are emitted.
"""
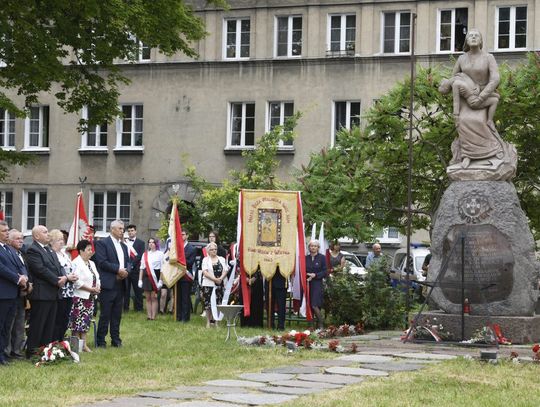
[241,190,298,280]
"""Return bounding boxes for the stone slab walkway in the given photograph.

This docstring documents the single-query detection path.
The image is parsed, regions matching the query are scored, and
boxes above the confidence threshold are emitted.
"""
[77,330,488,407]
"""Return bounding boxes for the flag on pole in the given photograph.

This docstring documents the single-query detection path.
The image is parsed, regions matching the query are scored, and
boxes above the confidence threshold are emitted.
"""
[0,194,4,221]
[160,199,187,287]
[66,192,92,259]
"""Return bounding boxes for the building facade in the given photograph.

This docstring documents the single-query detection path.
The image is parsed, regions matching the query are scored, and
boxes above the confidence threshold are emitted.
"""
[0,0,537,240]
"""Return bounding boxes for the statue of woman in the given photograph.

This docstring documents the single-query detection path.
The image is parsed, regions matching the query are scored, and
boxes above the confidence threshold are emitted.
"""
[439,29,516,179]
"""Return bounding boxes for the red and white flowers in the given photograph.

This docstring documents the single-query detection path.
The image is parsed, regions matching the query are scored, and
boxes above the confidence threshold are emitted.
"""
[35,340,80,367]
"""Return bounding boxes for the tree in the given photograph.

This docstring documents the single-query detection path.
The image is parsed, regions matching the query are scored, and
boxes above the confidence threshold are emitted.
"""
[160,113,301,242]
[0,0,227,180]
[298,53,540,240]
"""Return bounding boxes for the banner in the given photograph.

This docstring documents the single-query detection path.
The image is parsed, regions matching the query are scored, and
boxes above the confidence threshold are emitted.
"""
[66,192,93,258]
[241,189,298,280]
[160,200,187,288]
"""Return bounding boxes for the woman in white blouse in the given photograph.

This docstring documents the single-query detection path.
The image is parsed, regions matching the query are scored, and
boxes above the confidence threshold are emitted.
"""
[138,238,164,320]
[201,242,228,328]
[69,240,100,352]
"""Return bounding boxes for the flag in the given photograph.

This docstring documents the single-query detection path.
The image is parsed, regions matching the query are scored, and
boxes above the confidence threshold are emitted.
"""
[160,199,187,287]
[66,192,92,258]
[0,193,5,221]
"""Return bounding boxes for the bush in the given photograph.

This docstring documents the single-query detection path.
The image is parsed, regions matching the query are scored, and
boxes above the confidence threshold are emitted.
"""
[324,258,406,330]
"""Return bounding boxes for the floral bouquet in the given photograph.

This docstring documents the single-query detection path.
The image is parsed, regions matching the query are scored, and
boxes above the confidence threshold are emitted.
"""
[532,344,540,361]
[317,323,364,339]
[402,318,453,342]
[35,340,80,367]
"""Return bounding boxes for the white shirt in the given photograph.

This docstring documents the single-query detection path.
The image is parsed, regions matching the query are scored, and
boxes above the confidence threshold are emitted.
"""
[141,250,164,271]
[111,236,125,270]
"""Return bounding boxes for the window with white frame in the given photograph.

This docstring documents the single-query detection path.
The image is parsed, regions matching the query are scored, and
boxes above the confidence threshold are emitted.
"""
[437,8,468,53]
[23,190,47,232]
[375,226,400,242]
[81,106,107,149]
[91,191,131,234]
[268,101,294,147]
[0,108,15,149]
[333,101,360,143]
[24,106,49,149]
[116,104,143,149]
[328,14,356,54]
[382,11,411,54]
[275,16,302,57]
[228,102,255,148]
[496,6,527,50]
[224,18,250,59]
[0,191,13,226]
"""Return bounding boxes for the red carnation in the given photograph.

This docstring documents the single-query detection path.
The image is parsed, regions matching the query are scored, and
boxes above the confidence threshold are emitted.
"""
[533,344,540,353]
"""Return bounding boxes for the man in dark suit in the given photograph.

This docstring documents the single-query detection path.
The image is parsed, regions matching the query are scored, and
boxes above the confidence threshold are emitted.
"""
[123,224,145,312]
[5,229,31,359]
[0,221,28,365]
[25,225,65,357]
[94,219,129,347]
[175,231,197,322]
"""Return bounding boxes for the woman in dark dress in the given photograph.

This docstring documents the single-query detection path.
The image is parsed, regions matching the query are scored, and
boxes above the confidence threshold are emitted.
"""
[328,241,345,274]
[240,268,264,328]
[306,239,327,329]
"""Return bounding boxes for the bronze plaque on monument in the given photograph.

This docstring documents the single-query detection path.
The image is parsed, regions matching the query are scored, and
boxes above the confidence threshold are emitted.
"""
[441,224,514,304]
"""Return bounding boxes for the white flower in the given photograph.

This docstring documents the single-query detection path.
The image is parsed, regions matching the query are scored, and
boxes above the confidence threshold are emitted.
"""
[58,351,65,358]
[50,355,56,361]
[303,330,311,335]
[289,330,297,336]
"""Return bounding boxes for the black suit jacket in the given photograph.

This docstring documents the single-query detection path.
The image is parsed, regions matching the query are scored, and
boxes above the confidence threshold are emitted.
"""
[94,236,129,290]
[180,242,197,282]
[26,241,63,301]
[128,238,145,273]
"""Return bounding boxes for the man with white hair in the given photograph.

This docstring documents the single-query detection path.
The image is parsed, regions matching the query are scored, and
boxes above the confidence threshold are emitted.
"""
[94,220,129,348]
[365,243,383,268]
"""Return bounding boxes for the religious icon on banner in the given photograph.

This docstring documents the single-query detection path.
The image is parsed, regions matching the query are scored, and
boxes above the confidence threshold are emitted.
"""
[257,209,281,247]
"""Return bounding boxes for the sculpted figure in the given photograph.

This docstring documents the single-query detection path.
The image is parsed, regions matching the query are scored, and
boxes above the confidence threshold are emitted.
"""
[439,29,516,180]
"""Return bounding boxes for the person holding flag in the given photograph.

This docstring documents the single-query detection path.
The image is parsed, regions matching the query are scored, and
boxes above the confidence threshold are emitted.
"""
[175,230,196,322]
[138,238,164,320]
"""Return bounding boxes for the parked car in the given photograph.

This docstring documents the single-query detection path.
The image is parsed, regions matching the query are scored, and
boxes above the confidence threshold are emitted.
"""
[341,250,367,279]
[390,246,430,288]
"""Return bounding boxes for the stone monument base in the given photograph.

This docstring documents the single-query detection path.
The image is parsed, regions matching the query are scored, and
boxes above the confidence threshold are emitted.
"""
[415,310,540,344]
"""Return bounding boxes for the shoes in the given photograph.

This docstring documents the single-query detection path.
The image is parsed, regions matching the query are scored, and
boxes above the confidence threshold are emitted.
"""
[0,359,9,366]
[95,343,106,348]
[9,352,23,360]
[111,342,122,348]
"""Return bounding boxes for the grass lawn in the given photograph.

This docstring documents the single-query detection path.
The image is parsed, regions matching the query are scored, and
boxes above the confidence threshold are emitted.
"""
[1,311,540,406]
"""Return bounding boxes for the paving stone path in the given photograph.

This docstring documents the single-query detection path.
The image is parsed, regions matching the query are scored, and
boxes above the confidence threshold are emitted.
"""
[78,333,500,407]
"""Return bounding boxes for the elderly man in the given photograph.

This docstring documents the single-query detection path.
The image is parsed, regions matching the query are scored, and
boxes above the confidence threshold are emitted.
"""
[4,229,30,359]
[94,220,129,348]
[0,221,28,365]
[365,243,383,268]
[25,225,65,358]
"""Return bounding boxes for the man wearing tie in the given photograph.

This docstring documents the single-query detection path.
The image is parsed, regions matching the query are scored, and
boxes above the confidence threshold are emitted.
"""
[94,219,129,347]
[123,224,145,312]
[0,221,28,365]
[5,229,31,359]
[25,225,65,358]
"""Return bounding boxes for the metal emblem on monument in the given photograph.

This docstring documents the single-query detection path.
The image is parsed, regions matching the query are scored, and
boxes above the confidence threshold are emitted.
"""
[458,192,492,224]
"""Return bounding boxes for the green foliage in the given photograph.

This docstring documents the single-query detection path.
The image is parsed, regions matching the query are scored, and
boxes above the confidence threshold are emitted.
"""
[299,54,540,240]
[174,113,301,241]
[324,271,364,325]
[360,258,406,330]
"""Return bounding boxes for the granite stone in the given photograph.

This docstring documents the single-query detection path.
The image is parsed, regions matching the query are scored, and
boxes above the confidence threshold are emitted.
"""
[203,379,265,388]
[139,392,199,400]
[269,380,342,389]
[261,365,321,374]
[212,393,297,405]
[362,363,426,372]
[296,373,364,385]
[325,367,389,376]
[174,386,255,394]
[167,403,242,407]
[238,373,295,382]
[299,359,356,367]
[337,354,394,363]
[259,386,325,395]
[396,352,457,360]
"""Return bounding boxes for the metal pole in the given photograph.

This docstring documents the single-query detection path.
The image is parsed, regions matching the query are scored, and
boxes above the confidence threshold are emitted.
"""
[461,233,465,340]
[405,13,416,323]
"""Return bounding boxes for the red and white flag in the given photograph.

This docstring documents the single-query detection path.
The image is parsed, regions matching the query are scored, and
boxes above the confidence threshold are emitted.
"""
[168,200,188,278]
[66,192,93,259]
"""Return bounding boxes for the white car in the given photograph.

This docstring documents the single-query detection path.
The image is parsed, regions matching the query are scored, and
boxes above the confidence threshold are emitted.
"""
[341,250,367,278]
[391,246,430,283]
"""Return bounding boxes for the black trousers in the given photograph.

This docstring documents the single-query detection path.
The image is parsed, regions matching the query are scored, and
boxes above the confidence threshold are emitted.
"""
[27,299,57,356]
[53,297,72,341]
[0,298,16,361]
[175,280,192,322]
[97,282,124,346]
[124,271,143,311]
[270,287,287,330]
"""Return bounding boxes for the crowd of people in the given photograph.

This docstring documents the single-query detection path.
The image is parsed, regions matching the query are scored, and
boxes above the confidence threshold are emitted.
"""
[0,216,383,367]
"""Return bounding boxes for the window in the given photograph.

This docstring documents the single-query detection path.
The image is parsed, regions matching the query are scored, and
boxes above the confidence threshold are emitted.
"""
[116,104,143,149]
[0,191,13,226]
[275,16,302,57]
[333,101,360,144]
[134,36,151,61]
[24,106,49,150]
[23,191,47,232]
[228,102,255,148]
[81,106,107,149]
[0,108,15,149]
[382,11,411,54]
[496,6,527,50]
[437,8,468,53]
[268,101,294,147]
[328,14,356,55]
[375,227,400,243]
[91,191,131,234]
[224,18,250,59]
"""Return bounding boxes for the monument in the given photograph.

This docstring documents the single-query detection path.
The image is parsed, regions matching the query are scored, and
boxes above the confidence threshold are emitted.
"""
[421,29,540,343]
